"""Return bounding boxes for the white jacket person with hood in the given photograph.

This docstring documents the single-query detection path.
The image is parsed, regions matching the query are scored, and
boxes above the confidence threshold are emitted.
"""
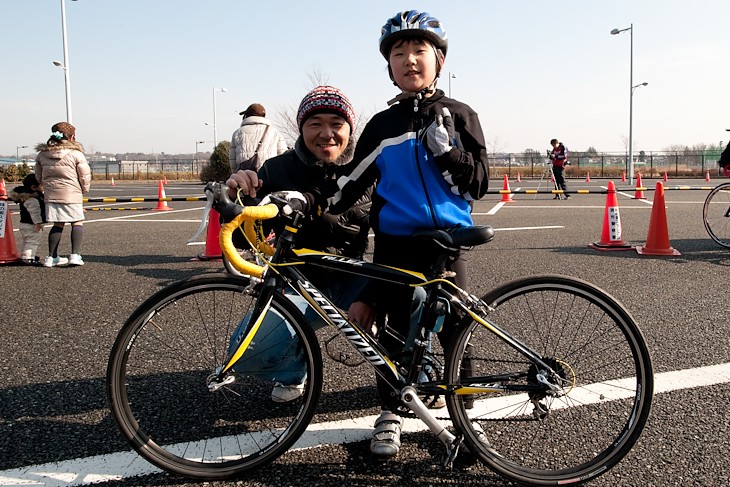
[229,103,287,172]
[35,121,91,267]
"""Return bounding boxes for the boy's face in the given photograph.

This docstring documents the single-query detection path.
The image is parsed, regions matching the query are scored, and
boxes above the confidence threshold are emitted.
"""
[301,113,351,164]
[388,39,440,94]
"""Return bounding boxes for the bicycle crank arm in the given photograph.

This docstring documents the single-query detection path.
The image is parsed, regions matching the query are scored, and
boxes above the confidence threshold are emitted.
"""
[401,386,457,448]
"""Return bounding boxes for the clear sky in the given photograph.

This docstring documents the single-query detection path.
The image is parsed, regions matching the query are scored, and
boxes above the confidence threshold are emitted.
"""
[2,0,729,159]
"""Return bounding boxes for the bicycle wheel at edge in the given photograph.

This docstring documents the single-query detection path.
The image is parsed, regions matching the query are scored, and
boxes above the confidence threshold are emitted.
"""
[703,181,730,248]
[445,275,653,486]
[106,274,323,480]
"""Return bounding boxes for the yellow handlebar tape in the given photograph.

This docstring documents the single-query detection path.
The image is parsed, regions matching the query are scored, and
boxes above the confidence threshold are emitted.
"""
[219,204,279,278]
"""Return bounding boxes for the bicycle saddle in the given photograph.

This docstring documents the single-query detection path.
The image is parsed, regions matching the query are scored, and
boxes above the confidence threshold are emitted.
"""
[413,225,494,249]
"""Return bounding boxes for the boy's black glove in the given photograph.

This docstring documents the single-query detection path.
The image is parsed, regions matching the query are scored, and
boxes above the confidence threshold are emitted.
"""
[259,191,308,216]
[421,107,456,157]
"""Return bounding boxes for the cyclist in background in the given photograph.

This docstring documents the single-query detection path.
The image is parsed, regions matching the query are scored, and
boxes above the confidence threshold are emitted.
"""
[549,138,570,199]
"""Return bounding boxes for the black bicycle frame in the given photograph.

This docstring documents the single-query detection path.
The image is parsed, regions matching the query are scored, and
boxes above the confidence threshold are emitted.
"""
[218,245,556,398]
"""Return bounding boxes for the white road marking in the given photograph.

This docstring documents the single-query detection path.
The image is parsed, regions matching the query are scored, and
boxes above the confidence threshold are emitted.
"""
[1,362,729,486]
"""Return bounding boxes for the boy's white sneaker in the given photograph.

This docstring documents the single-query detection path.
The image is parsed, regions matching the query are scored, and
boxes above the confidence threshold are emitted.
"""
[43,256,69,267]
[68,254,85,266]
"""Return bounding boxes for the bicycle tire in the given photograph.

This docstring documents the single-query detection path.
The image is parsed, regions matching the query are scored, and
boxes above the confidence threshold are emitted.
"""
[107,274,322,479]
[703,182,730,248]
[445,275,653,486]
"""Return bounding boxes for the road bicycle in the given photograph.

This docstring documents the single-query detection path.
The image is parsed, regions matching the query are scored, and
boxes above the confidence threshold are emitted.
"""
[107,183,654,486]
[703,165,730,248]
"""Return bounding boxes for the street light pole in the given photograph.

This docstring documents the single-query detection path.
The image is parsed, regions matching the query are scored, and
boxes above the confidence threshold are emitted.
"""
[195,140,206,165]
[16,145,28,163]
[611,23,636,183]
[212,87,228,148]
[57,0,75,123]
[448,72,456,97]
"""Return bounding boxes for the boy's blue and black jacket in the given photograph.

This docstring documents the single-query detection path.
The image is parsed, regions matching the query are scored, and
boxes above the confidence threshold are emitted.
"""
[308,89,489,237]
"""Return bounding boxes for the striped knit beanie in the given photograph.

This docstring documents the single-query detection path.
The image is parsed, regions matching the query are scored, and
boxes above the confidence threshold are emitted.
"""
[296,86,355,132]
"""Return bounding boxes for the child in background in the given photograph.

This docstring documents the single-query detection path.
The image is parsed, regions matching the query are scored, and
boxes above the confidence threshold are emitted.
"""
[9,174,46,265]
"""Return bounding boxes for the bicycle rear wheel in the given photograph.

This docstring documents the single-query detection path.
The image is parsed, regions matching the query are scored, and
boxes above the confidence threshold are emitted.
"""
[446,275,653,486]
[703,182,730,248]
[107,274,322,479]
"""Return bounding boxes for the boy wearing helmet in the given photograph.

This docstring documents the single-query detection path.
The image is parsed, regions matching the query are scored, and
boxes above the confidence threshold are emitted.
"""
[302,10,489,458]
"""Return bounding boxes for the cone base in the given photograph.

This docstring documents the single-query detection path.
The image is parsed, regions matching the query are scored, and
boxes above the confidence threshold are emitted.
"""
[636,245,680,256]
[589,241,635,251]
[153,206,173,211]
[0,257,21,264]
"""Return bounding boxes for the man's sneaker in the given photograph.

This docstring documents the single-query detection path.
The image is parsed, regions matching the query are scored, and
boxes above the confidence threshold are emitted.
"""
[370,410,402,457]
[472,421,490,447]
[271,382,305,403]
[68,254,85,266]
[430,396,447,409]
[463,421,491,455]
[43,256,69,267]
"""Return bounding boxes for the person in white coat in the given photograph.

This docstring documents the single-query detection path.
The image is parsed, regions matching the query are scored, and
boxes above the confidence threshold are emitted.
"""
[229,103,287,172]
[35,122,91,267]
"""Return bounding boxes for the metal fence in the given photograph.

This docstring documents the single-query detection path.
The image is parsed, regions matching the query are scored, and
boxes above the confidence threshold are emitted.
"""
[89,160,207,181]
[492,150,724,179]
[85,150,724,181]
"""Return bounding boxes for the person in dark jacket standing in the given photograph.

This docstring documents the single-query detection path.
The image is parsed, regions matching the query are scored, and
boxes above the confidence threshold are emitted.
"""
[549,138,570,199]
[9,173,46,265]
[225,85,373,403]
[719,129,730,172]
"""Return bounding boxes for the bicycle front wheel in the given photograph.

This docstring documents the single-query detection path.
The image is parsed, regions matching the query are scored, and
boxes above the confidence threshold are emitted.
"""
[446,275,653,486]
[107,274,322,480]
[703,182,730,248]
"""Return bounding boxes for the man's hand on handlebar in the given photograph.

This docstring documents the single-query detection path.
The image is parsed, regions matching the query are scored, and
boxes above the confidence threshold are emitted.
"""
[226,170,263,200]
[260,191,309,216]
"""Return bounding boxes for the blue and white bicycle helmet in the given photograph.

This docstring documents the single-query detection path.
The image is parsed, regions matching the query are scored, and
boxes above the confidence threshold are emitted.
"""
[379,10,448,59]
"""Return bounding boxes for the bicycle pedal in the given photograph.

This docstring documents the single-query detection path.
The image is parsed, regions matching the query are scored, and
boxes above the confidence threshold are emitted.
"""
[442,435,464,469]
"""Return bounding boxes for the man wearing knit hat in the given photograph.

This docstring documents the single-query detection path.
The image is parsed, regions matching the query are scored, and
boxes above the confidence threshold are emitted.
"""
[229,102,287,172]
[224,86,372,403]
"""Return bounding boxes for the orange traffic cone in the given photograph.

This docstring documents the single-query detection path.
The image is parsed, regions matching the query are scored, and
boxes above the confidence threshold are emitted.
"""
[110,177,115,186]
[663,171,668,182]
[163,175,168,185]
[516,172,521,183]
[589,181,634,251]
[154,180,172,211]
[633,173,646,200]
[0,181,21,264]
[705,170,711,182]
[636,182,680,256]
[195,208,222,260]
[585,172,591,182]
[500,174,514,202]
[621,171,626,183]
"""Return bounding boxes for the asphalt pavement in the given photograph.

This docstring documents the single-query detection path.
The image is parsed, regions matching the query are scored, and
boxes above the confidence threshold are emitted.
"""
[1,178,728,486]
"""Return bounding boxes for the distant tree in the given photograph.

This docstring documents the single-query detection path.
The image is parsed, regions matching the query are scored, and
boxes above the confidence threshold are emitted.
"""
[200,140,231,182]
[486,136,506,155]
[275,66,372,148]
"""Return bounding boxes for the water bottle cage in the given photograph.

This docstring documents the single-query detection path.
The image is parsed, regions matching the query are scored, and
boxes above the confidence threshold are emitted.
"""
[429,297,450,333]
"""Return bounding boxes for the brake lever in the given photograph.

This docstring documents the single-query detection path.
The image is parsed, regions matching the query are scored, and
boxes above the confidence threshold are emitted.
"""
[187,183,216,245]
